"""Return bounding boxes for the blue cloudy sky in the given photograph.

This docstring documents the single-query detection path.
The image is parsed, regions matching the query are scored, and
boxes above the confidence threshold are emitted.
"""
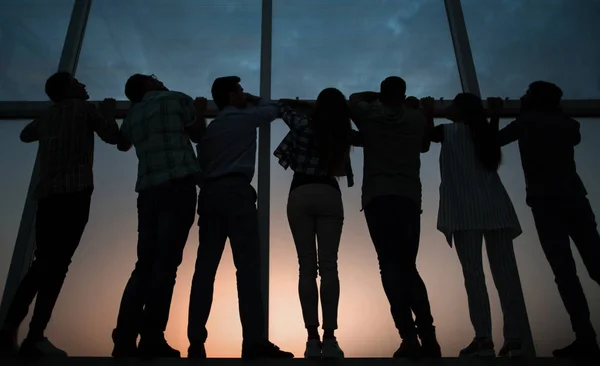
[0,0,600,358]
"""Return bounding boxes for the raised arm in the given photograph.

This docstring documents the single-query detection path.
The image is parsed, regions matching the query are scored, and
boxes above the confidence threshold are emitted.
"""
[92,99,120,145]
[420,97,436,152]
[183,97,207,144]
[279,103,310,131]
[349,91,379,130]
[20,119,40,143]
[117,119,133,152]
[246,93,281,127]
[498,120,522,147]
[566,118,582,146]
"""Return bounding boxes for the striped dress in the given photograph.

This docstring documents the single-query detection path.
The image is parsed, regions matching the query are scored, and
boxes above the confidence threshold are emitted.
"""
[437,123,522,246]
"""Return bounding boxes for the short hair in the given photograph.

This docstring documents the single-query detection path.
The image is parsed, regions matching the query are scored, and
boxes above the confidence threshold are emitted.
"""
[45,72,73,103]
[125,74,150,103]
[405,96,420,109]
[211,76,241,110]
[380,76,407,100]
[528,81,563,108]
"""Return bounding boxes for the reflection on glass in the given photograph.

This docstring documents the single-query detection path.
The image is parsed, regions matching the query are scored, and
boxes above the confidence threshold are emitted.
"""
[271,0,461,99]
[77,0,261,100]
[0,0,72,100]
[462,0,600,99]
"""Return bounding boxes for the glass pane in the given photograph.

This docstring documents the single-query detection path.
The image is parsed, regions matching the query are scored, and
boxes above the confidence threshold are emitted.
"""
[270,117,600,357]
[271,0,461,99]
[0,0,72,101]
[0,117,257,356]
[77,0,261,101]
[0,121,37,300]
[462,0,600,98]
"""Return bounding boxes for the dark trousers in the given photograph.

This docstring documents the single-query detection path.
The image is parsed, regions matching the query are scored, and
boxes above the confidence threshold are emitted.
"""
[188,177,266,345]
[113,177,196,342]
[364,195,435,342]
[2,189,92,338]
[530,195,600,341]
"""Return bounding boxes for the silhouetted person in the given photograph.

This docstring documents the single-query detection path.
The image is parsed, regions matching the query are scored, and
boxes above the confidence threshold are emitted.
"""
[429,94,534,358]
[405,96,420,110]
[497,81,600,358]
[111,74,206,359]
[0,72,119,358]
[187,76,293,359]
[348,77,441,358]
[276,89,357,359]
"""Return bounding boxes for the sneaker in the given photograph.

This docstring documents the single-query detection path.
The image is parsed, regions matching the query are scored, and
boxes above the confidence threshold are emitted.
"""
[304,339,321,359]
[0,329,18,358]
[18,337,68,358]
[241,339,294,359]
[187,343,207,359]
[553,338,600,358]
[138,337,180,358]
[321,338,344,359]
[111,329,138,358]
[393,339,422,358]
[421,338,442,358]
[498,339,523,358]
[459,338,495,357]
[111,343,138,358]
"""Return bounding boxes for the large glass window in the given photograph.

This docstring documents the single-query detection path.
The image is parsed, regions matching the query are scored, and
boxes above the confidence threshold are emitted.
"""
[462,0,600,98]
[0,121,37,300]
[269,115,600,357]
[271,0,462,99]
[0,0,72,100]
[77,0,262,101]
[34,119,259,357]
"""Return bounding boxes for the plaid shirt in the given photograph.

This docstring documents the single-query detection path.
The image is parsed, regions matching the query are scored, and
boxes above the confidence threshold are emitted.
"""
[120,91,201,192]
[20,99,120,199]
[274,105,355,187]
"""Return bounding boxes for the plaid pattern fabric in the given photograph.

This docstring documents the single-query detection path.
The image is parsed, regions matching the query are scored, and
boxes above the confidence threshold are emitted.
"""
[274,105,354,186]
[121,91,201,192]
[22,99,120,199]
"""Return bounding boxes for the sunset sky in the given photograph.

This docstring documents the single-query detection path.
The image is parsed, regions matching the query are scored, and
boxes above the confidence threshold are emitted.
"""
[1,0,600,358]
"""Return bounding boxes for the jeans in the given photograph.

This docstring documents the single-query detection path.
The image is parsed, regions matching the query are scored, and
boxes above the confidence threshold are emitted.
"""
[113,177,196,342]
[530,195,600,341]
[2,189,92,339]
[287,183,344,330]
[363,194,435,342]
[188,176,266,345]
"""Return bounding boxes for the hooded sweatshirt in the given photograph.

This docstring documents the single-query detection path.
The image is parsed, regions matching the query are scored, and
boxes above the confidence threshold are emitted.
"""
[350,100,430,210]
[498,110,586,205]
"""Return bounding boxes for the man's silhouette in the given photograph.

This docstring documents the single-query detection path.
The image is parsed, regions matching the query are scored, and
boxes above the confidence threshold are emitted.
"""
[187,76,293,359]
[498,81,600,358]
[111,74,206,358]
[348,77,441,358]
[0,72,119,358]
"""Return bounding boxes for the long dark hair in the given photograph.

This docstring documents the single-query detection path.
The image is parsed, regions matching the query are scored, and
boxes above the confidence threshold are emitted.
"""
[310,88,351,177]
[452,93,502,171]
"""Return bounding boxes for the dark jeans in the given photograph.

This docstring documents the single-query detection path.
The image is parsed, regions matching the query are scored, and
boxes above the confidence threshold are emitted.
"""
[2,189,92,338]
[530,195,600,341]
[364,195,435,342]
[188,176,266,345]
[113,177,196,342]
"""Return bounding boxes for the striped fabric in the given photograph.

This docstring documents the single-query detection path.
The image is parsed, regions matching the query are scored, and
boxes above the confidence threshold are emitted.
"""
[454,229,536,356]
[437,123,521,246]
